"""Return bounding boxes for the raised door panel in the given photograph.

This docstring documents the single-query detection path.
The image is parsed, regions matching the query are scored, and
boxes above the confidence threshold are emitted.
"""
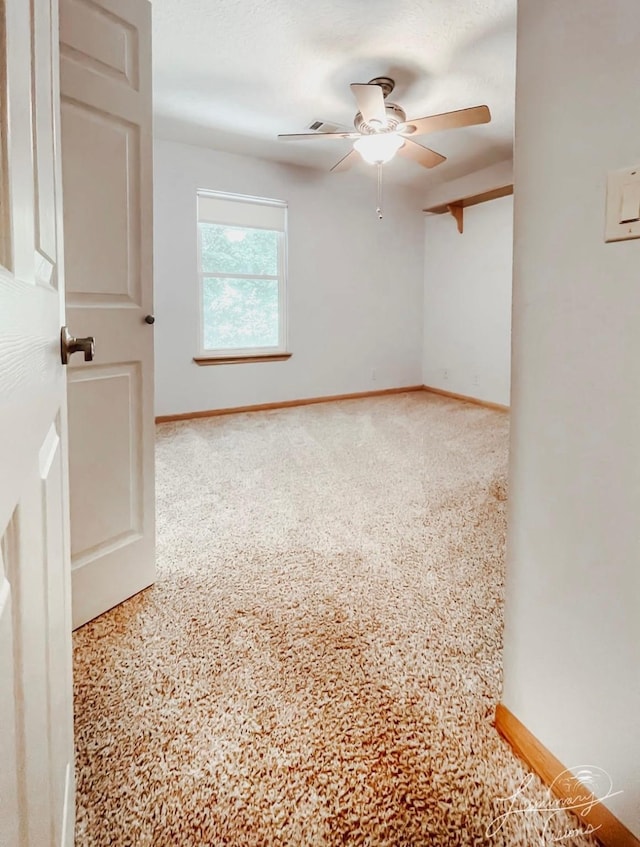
[2,485,53,847]
[32,0,58,286]
[68,365,143,561]
[60,0,140,91]
[61,99,141,304]
[0,550,20,847]
[40,426,74,843]
[0,9,10,274]
[0,425,74,847]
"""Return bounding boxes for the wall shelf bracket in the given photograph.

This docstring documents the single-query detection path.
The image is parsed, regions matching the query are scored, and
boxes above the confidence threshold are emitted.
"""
[447,203,464,234]
[424,184,514,234]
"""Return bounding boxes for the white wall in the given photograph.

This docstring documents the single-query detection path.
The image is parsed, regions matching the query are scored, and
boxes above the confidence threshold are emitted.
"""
[153,139,425,416]
[423,195,513,406]
[504,0,640,835]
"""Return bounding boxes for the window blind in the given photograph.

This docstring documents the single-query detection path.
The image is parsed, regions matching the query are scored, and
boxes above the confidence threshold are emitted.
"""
[197,192,286,231]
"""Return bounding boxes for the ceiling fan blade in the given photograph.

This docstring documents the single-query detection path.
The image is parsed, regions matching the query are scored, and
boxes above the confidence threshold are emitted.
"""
[350,83,386,125]
[397,139,446,169]
[278,131,360,141]
[403,105,491,137]
[330,149,358,173]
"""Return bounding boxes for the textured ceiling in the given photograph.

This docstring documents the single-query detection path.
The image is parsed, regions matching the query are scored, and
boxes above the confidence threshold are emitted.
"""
[151,0,516,187]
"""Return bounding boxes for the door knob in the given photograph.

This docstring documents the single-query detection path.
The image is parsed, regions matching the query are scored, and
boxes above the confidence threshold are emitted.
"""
[60,326,95,364]
[144,314,155,324]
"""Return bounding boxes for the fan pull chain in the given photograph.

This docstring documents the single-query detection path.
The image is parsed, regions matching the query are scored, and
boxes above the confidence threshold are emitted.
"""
[376,163,383,220]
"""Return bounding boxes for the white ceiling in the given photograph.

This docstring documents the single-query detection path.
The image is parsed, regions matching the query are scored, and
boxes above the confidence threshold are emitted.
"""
[151,0,516,188]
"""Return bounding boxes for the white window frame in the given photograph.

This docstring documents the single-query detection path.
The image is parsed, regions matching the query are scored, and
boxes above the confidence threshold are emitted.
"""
[196,190,288,361]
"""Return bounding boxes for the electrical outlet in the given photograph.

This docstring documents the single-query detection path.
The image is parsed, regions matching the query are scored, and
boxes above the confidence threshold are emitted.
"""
[473,374,480,387]
[443,368,449,382]
[371,368,377,383]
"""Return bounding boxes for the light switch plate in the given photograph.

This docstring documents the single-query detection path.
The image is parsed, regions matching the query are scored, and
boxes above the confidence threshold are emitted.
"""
[605,166,640,242]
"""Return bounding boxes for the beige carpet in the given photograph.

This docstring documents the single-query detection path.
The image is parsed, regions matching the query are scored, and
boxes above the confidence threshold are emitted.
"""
[73,392,597,846]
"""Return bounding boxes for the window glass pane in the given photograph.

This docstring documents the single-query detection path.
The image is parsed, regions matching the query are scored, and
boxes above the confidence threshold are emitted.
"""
[200,224,278,276]
[203,278,279,350]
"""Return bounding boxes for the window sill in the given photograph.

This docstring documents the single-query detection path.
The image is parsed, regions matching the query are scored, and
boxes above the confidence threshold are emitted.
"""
[193,353,292,366]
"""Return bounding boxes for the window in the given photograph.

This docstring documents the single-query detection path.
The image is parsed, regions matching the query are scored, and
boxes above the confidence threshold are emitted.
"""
[195,191,288,363]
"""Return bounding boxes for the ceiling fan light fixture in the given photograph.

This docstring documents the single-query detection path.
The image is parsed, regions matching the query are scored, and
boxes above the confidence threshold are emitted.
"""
[353,133,404,165]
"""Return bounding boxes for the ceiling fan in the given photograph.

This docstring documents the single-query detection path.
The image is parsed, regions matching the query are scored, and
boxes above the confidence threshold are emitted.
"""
[278,76,491,173]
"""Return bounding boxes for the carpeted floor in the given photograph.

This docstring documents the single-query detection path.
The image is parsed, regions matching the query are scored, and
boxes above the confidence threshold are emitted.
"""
[73,392,598,846]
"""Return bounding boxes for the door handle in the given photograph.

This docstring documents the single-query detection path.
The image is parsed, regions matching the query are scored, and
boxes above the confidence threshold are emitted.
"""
[60,326,95,364]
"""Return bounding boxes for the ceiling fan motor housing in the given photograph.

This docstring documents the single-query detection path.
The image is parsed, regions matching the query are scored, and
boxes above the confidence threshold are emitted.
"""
[355,102,407,134]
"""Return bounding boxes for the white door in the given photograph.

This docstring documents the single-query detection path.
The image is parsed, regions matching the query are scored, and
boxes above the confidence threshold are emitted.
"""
[59,0,155,629]
[0,0,75,845]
